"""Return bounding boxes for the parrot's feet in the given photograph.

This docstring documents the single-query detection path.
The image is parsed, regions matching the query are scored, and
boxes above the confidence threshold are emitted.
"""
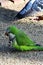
[8,40,13,47]
[5,33,16,47]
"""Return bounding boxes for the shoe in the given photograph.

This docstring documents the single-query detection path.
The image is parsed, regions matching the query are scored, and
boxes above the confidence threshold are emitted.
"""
[15,13,24,19]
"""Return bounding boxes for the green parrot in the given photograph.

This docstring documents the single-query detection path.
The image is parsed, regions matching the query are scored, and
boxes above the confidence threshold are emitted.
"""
[5,25,43,51]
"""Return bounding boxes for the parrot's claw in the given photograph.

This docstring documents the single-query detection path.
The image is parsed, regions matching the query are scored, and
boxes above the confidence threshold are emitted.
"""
[8,43,11,47]
[8,41,12,47]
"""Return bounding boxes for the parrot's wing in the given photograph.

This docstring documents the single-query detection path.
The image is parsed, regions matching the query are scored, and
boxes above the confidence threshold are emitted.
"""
[11,34,43,51]
[12,40,43,51]
[16,31,35,46]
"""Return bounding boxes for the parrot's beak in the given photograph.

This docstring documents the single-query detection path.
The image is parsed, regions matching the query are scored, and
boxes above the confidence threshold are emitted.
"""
[5,32,9,36]
[5,28,10,36]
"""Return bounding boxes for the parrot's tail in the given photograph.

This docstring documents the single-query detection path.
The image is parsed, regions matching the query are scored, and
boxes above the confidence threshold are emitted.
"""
[19,45,43,51]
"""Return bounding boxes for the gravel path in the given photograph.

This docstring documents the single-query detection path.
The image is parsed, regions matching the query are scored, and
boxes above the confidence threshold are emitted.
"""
[0,1,43,65]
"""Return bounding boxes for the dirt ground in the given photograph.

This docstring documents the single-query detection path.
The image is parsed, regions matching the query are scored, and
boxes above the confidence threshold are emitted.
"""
[0,0,43,65]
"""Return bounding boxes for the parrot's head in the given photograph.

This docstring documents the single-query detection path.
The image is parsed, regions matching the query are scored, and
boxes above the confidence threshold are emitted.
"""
[5,26,17,46]
[5,25,19,35]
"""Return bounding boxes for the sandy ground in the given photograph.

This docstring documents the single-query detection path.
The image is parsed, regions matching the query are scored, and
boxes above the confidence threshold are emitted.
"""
[0,0,43,65]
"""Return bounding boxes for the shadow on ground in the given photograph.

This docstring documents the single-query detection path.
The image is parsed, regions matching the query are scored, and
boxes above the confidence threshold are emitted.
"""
[0,7,19,22]
[0,44,17,53]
